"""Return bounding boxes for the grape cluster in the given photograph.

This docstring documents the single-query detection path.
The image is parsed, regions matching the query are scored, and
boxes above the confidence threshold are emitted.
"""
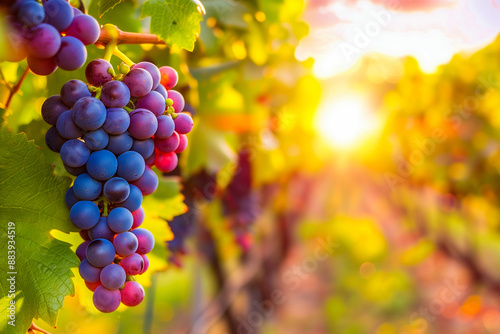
[41,58,193,312]
[3,0,100,75]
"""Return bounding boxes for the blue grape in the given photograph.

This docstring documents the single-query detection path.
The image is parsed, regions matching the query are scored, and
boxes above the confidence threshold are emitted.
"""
[103,108,130,135]
[155,115,175,139]
[133,61,161,89]
[41,95,68,126]
[88,217,115,241]
[76,240,90,261]
[86,238,116,267]
[106,132,133,155]
[117,151,145,181]
[86,150,117,181]
[168,90,185,112]
[123,68,153,98]
[65,14,100,45]
[173,113,193,134]
[43,0,74,31]
[83,128,109,150]
[72,97,107,131]
[131,138,154,159]
[100,264,126,290]
[17,1,45,28]
[136,91,166,117]
[113,232,138,256]
[56,110,83,139]
[117,184,142,212]
[154,132,179,153]
[60,80,90,107]
[131,228,154,254]
[154,83,168,99]
[54,36,87,71]
[45,126,66,152]
[70,200,100,229]
[60,139,89,167]
[26,23,61,58]
[73,173,102,200]
[100,81,131,108]
[120,253,144,275]
[93,286,121,313]
[103,177,130,203]
[64,163,87,176]
[27,55,58,75]
[131,167,158,196]
[107,207,133,233]
[128,109,157,140]
[65,186,79,209]
[79,258,101,283]
[120,281,145,306]
[85,59,113,86]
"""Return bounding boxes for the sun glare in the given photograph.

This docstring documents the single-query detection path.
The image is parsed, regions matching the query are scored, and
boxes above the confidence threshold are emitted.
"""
[314,96,379,149]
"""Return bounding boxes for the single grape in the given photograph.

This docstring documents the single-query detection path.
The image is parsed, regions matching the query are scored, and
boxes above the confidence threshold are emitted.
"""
[128,108,158,140]
[154,83,168,99]
[131,207,145,229]
[60,139,90,167]
[86,239,116,267]
[43,0,74,31]
[65,186,79,208]
[72,97,107,131]
[117,151,145,181]
[56,110,83,139]
[93,285,121,313]
[133,61,161,89]
[140,254,149,274]
[154,132,180,153]
[155,151,178,173]
[107,207,133,233]
[168,90,185,113]
[131,138,154,160]
[73,173,102,200]
[103,108,130,134]
[173,113,193,134]
[113,232,138,256]
[79,258,102,283]
[18,1,45,28]
[120,253,144,275]
[131,167,158,196]
[85,281,101,292]
[26,23,61,58]
[69,200,100,229]
[100,81,131,108]
[159,66,178,90]
[136,91,166,117]
[45,126,66,152]
[100,264,126,290]
[60,80,91,107]
[41,95,68,126]
[120,281,145,307]
[131,228,154,254]
[88,217,115,241]
[155,115,175,139]
[83,128,109,151]
[106,132,133,155]
[123,68,153,98]
[117,184,143,211]
[64,163,87,176]
[54,36,87,71]
[27,55,57,75]
[65,14,100,45]
[175,134,188,153]
[86,150,117,180]
[85,59,113,86]
[75,240,90,261]
[103,177,130,203]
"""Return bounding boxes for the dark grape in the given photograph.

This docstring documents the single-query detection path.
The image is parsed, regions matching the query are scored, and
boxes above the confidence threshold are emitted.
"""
[101,81,131,108]
[133,61,161,89]
[120,253,144,275]
[83,128,109,151]
[60,80,91,107]
[103,108,130,134]
[131,167,158,196]
[117,151,145,181]
[113,232,138,256]
[103,177,130,203]
[85,59,113,86]
[54,36,87,71]
[154,132,180,153]
[85,281,101,292]
[56,110,83,139]
[65,186,79,208]
[117,184,142,211]
[154,83,168,99]
[131,138,154,159]
[123,68,153,98]
[86,239,116,267]
[100,264,126,290]
[106,132,133,155]
[41,95,68,126]
[131,228,154,254]
[76,240,90,261]
[136,91,166,117]
[128,109,158,140]
[72,97,107,131]
[107,207,133,233]
[174,113,193,134]
[79,258,101,283]
[43,0,74,32]
[93,285,121,313]
[17,1,45,28]
[73,173,102,200]
[88,217,115,241]
[69,200,100,229]
[64,163,87,176]
[155,115,175,139]
[65,14,100,45]
[26,23,61,58]
[60,139,90,167]
[27,55,58,75]
[86,150,118,181]
[45,126,66,152]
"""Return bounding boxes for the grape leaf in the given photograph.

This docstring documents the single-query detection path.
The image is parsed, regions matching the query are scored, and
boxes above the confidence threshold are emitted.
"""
[0,126,79,334]
[140,0,203,51]
[97,0,123,17]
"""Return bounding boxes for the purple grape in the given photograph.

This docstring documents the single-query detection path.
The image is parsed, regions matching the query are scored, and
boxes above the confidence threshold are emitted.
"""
[86,150,118,181]
[60,139,89,167]
[56,110,83,139]
[64,163,87,176]
[144,151,155,166]
[154,83,168,99]
[72,7,82,16]
[168,90,185,112]
[175,134,188,153]
[123,68,153,97]
[131,228,154,254]
[117,151,145,182]
[131,167,158,196]
[136,91,166,117]
[72,97,107,131]
[155,115,175,139]
[103,177,130,203]
[120,253,144,275]
[140,254,149,274]
[41,95,68,125]
[65,14,100,45]
[103,108,130,134]
[100,264,126,290]
[174,113,193,134]
[69,200,100,229]
[120,281,144,307]
[93,286,121,313]
[131,207,144,229]
[88,217,115,241]
[73,173,102,200]
[54,36,87,71]
[27,55,57,75]
[60,80,91,107]
[86,59,113,86]
[76,240,90,261]
[83,128,109,150]
[154,132,179,153]
[107,207,133,233]
[18,1,45,28]
[100,80,131,108]
[79,258,101,283]
[26,23,61,58]
[128,109,157,140]
[113,232,138,256]
[86,238,116,267]
[45,126,66,152]
[133,62,161,89]
[131,138,154,159]
[65,186,79,208]
[117,184,142,211]
[43,0,74,31]
[106,132,133,155]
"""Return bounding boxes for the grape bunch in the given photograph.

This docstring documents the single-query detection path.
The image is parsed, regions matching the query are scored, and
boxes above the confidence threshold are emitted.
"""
[41,58,193,312]
[2,0,100,75]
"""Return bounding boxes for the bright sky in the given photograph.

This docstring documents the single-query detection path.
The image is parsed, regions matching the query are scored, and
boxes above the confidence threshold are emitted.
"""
[296,0,500,78]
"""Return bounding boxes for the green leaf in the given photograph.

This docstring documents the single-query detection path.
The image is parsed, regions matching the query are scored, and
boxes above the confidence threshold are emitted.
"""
[0,126,78,334]
[140,0,203,51]
[97,0,124,17]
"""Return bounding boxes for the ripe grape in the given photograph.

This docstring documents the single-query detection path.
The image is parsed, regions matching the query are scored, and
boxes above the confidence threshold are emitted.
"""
[65,14,100,45]
[133,61,161,89]
[154,132,180,153]
[60,139,90,167]
[72,97,107,130]
[131,228,154,254]
[107,207,133,233]
[117,184,143,211]
[85,59,113,86]
[154,82,168,99]
[27,55,58,75]
[101,81,131,108]
[100,264,126,290]
[70,200,100,229]
[41,95,68,126]
[131,167,158,196]
[168,90,185,112]
[128,109,158,140]
[76,240,90,261]
[103,108,130,134]
[131,207,145,229]
[175,134,188,153]
[88,217,115,241]
[83,128,109,150]
[136,90,166,117]
[65,187,79,208]
[86,150,117,180]
[120,253,144,275]
[86,239,116,267]
[79,258,102,283]
[106,132,134,155]
[43,0,74,31]
[174,113,194,134]
[93,286,121,313]
[155,115,175,139]
[73,173,102,200]
[103,177,130,203]
[120,281,144,307]
[45,126,66,152]
[54,36,87,71]
[60,80,91,107]
[56,110,83,139]
[17,1,45,28]
[123,68,153,97]
[26,23,61,58]
[131,138,154,159]
[113,232,138,256]
[155,151,178,173]
[117,151,146,181]
[159,66,178,90]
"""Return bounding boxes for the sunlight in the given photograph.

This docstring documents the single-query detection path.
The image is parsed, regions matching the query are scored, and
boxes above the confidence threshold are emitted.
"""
[314,96,379,149]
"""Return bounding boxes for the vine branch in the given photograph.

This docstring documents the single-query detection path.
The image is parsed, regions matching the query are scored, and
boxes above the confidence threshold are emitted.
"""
[96,26,165,46]
[29,321,52,334]
[4,67,29,110]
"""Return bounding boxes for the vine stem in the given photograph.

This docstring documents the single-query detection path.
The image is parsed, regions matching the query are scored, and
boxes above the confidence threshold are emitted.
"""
[113,48,135,67]
[29,321,52,334]
[4,67,29,110]
[96,26,165,46]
